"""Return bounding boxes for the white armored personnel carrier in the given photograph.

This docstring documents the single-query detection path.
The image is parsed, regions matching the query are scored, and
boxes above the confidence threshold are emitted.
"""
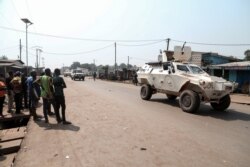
[137,50,237,113]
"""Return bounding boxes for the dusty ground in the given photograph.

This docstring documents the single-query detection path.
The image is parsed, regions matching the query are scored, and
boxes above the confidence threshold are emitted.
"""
[14,78,250,167]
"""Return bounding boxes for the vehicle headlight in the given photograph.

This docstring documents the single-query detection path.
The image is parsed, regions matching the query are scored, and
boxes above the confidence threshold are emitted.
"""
[199,79,206,86]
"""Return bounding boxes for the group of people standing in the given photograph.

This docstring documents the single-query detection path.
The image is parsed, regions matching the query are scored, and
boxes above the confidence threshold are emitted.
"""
[0,71,27,116]
[0,68,71,125]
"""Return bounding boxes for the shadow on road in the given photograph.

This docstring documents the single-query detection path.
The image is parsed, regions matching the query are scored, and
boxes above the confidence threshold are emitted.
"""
[150,98,250,121]
[196,105,250,121]
[35,121,80,131]
[0,144,7,161]
[0,155,6,162]
[150,98,180,108]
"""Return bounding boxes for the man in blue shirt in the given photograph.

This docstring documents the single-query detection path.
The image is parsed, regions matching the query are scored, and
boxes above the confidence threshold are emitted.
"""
[27,71,41,121]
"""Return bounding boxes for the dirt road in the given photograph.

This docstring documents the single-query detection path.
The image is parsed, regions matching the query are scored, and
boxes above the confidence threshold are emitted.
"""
[14,78,250,167]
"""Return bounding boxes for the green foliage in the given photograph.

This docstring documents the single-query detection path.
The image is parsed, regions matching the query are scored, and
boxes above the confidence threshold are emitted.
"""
[70,62,137,71]
[244,50,250,61]
[119,63,127,69]
[70,61,81,69]
[0,55,8,60]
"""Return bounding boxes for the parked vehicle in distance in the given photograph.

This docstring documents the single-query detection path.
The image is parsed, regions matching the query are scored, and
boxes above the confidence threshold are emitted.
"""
[71,69,85,81]
[137,51,237,113]
[64,71,71,77]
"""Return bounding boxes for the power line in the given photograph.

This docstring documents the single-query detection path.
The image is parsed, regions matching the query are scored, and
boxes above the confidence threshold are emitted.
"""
[0,45,19,51]
[0,26,164,42]
[25,0,32,18]
[25,0,40,47]
[10,0,21,19]
[0,12,21,37]
[117,40,165,46]
[41,44,114,55]
[1,26,250,46]
[171,39,250,46]
[129,56,153,62]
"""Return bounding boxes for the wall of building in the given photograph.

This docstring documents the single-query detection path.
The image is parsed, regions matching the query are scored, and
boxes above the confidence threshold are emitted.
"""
[236,70,250,93]
[190,53,202,66]
[229,70,237,82]
[202,53,230,66]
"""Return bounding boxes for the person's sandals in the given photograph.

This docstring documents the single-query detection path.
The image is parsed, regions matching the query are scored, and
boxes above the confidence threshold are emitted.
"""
[62,121,71,125]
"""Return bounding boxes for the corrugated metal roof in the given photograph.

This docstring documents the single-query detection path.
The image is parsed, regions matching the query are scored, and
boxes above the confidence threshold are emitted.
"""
[0,59,25,68]
[11,65,24,69]
[0,63,15,66]
[0,59,24,64]
[212,61,250,67]
[209,61,250,70]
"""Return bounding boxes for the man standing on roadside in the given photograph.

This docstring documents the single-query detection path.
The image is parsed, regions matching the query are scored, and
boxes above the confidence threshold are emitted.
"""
[11,71,23,114]
[21,72,28,109]
[6,71,14,113]
[27,71,41,121]
[53,68,71,124]
[93,71,97,81]
[0,74,7,118]
[37,68,54,123]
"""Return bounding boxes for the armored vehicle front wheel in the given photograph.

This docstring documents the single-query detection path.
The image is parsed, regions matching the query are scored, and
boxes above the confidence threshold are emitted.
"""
[179,90,200,113]
[210,94,231,111]
[166,94,177,100]
[140,84,152,100]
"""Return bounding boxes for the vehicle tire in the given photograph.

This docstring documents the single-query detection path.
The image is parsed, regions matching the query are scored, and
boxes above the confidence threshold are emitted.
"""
[179,90,200,113]
[140,84,152,100]
[210,94,231,111]
[166,94,177,100]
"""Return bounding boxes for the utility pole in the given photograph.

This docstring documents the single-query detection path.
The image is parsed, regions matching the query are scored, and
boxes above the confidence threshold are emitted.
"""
[42,57,45,67]
[127,56,130,79]
[19,39,22,61]
[38,49,42,68]
[39,50,41,68]
[32,46,42,72]
[127,56,129,69]
[114,42,117,74]
[36,49,38,71]
[93,59,96,71]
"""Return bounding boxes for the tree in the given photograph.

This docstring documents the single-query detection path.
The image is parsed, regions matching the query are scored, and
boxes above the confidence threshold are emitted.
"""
[81,63,91,70]
[119,63,127,69]
[128,64,133,69]
[71,61,81,69]
[89,63,96,71]
[0,55,8,60]
[244,50,250,61]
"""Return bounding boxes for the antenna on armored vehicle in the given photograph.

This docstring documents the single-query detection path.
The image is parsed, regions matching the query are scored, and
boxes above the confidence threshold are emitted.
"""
[181,41,186,55]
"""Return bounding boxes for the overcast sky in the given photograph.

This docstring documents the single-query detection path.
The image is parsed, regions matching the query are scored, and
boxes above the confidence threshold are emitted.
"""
[0,0,249,70]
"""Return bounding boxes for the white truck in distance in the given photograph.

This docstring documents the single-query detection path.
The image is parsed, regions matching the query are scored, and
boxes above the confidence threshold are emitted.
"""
[71,69,85,81]
[137,51,237,113]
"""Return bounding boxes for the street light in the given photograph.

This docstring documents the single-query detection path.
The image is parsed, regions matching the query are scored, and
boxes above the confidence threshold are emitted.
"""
[21,18,33,75]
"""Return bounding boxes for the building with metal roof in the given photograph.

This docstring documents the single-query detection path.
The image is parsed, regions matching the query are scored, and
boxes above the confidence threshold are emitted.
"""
[209,61,250,94]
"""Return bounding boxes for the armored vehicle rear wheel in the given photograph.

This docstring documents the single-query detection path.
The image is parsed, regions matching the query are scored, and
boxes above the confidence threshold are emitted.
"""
[166,94,177,100]
[140,84,152,100]
[179,90,200,113]
[210,94,231,111]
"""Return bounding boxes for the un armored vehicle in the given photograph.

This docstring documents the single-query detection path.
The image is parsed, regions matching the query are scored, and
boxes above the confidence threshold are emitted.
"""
[137,51,237,113]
